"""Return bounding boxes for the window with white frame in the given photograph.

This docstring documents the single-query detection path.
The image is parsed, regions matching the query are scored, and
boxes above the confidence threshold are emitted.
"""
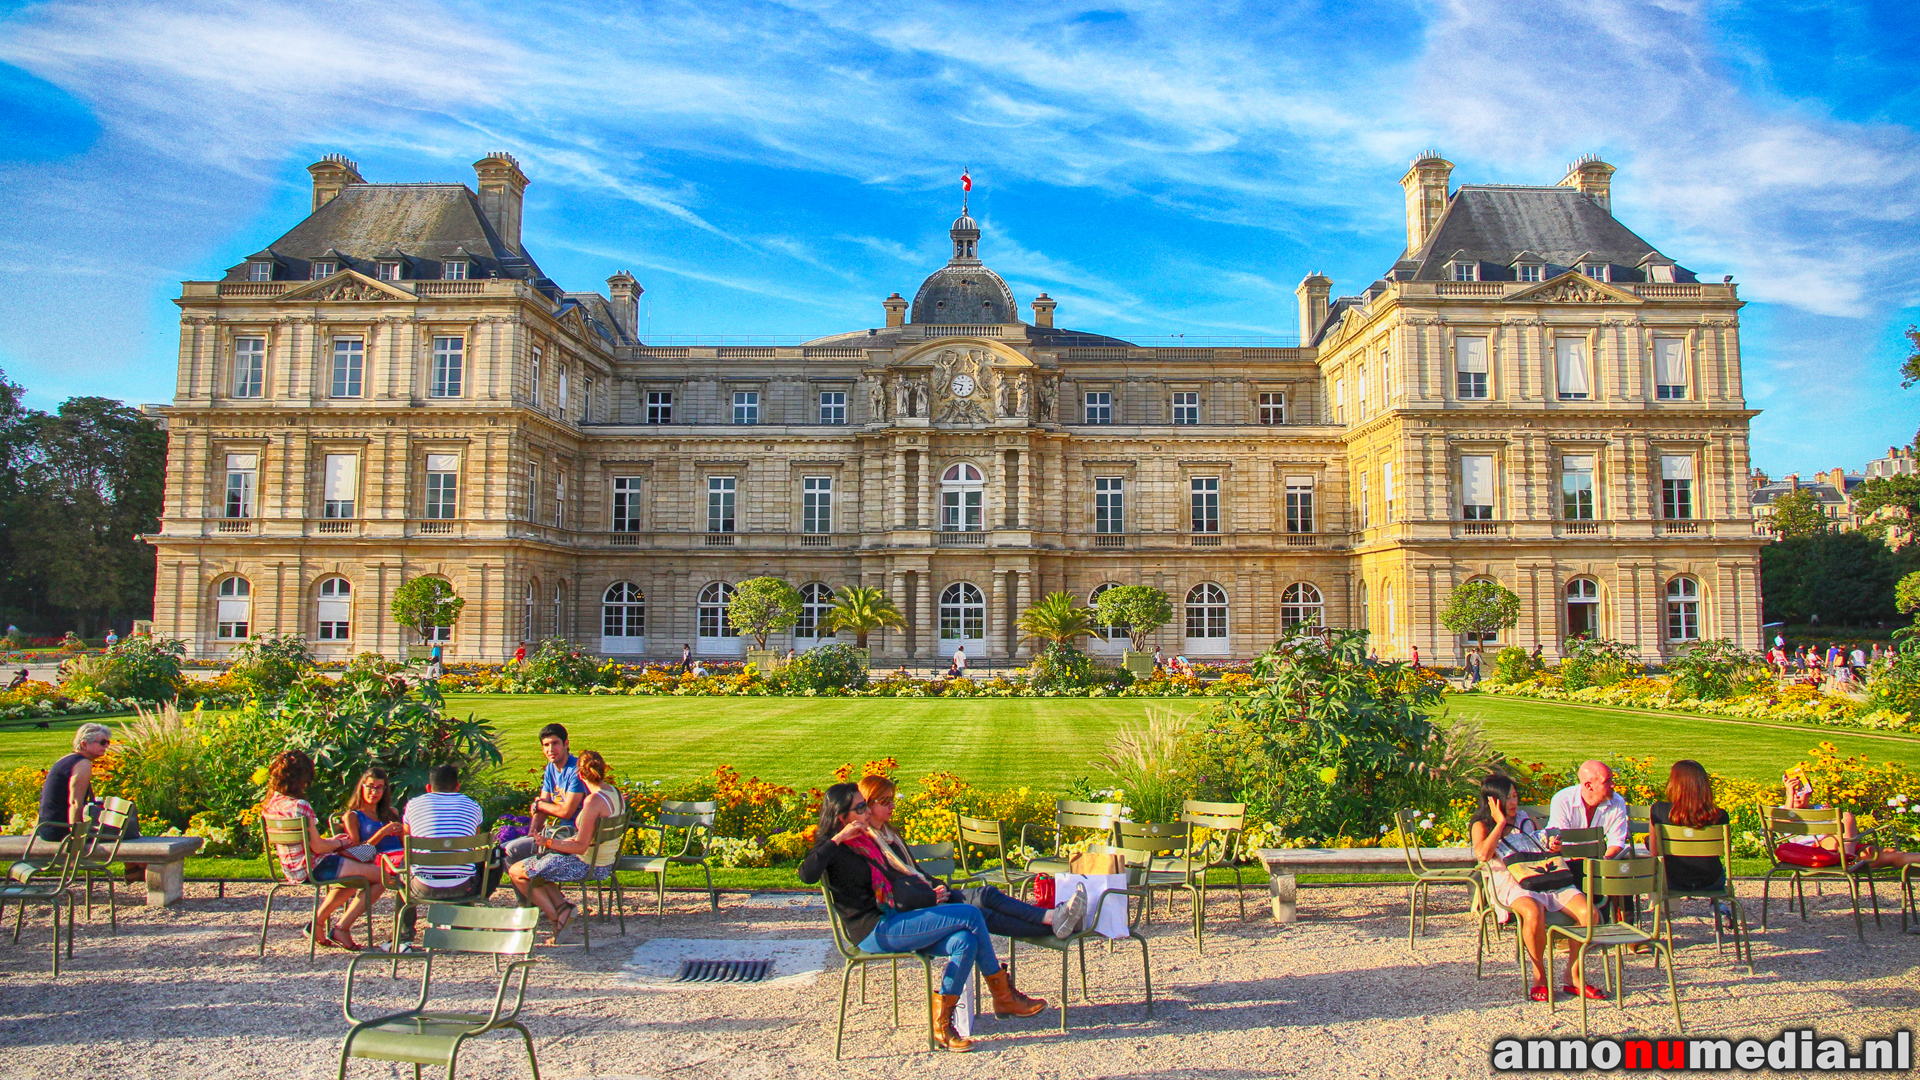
[1171,392,1199,425]
[1654,339,1688,400]
[1190,476,1219,533]
[522,581,536,642]
[706,476,736,533]
[1333,378,1345,422]
[1090,583,1129,640]
[1185,583,1228,640]
[1358,471,1370,528]
[530,348,542,406]
[425,454,459,519]
[444,260,468,281]
[940,463,984,532]
[1094,477,1124,534]
[1566,577,1599,639]
[1518,263,1543,283]
[818,391,846,425]
[526,463,539,521]
[377,261,401,281]
[939,582,985,645]
[646,391,672,424]
[1084,391,1112,424]
[1581,262,1608,281]
[316,577,352,640]
[1259,392,1285,425]
[216,577,251,640]
[310,261,336,279]
[732,390,759,425]
[583,377,594,423]
[1454,336,1488,399]
[602,581,645,644]
[552,581,565,638]
[555,471,567,529]
[232,337,265,398]
[430,336,464,397]
[802,476,833,534]
[1285,475,1314,533]
[322,454,357,519]
[557,365,569,421]
[248,260,273,282]
[796,582,836,640]
[1451,261,1478,282]
[611,476,642,532]
[1460,454,1495,520]
[1666,577,1700,641]
[698,581,737,640]
[1556,338,1591,400]
[1280,583,1323,628]
[1661,455,1694,519]
[1561,455,1596,520]
[1381,461,1394,521]
[1355,366,1369,418]
[224,453,257,518]
[329,339,363,398]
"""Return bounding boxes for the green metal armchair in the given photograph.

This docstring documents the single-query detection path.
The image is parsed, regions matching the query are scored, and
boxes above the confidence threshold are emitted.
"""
[618,800,719,916]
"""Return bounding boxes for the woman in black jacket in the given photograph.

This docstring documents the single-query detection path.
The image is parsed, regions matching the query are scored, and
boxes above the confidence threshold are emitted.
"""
[800,783,1044,1052]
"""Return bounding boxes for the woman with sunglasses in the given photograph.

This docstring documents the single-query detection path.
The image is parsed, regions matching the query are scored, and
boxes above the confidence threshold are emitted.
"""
[340,767,404,871]
[800,783,1047,1053]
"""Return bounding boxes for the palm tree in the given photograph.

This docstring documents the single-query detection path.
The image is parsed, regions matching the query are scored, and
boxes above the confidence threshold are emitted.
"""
[1017,591,1104,649]
[821,585,906,649]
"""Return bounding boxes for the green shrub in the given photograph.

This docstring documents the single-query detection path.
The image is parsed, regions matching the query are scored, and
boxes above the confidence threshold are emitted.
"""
[1098,707,1192,822]
[59,635,185,702]
[0,765,46,830]
[508,639,602,691]
[1666,638,1763,701]
[781,643,870,692]
[1026,643,1102,691]
[1561,637,1639,692]
[97,703,202,829]
[1490,646,1533,685]
[227,632,314,700]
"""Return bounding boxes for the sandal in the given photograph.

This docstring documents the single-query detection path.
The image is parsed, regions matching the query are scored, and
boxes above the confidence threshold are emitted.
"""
[549,902,576,944]
[1529,985,1550,1002]
[328,924,365,952]
[1561,983,1607,1000]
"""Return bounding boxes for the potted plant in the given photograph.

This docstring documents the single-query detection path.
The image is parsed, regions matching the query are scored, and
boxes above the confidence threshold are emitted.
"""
[728,576,802,672]
[1093,585,1174,675]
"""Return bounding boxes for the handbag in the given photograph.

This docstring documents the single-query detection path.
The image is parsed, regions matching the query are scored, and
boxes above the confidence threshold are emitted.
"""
[854,851,940,912]
[1511,856,1579,893]
[1774,840,1840,868]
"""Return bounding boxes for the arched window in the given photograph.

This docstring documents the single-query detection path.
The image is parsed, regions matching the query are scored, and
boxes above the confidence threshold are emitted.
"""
[1280,583,1324,629]
[1566,578,1600,640]
[698,581,740,653]
[1185,583,1228,647]
[941,463,985,532]
[316,577,352,641]
[601,582,645,652]
[1665,577,1700,642]
[1089,583,1129,647]
[796,583,836,643]
[215,576,251,640]
[522,579,537,643]
[938,582,985,653]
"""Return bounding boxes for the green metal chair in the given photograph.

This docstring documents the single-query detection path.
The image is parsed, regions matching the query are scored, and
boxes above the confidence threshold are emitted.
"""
[1182,799,1251,923]
[0,826,84,976]
[1004,838,1154,1030]
[618,800,718,916]
[1626,803,1653,853]
[1121,821,1199,936]
[819,883,938,1060]
[574,809,628,948]
[1759,805,1879,942]
[1547,857,1682,1037]
[1898,862,1917,935]
[1394,807,1477,949]
[1473,862,1580,997]
[338,903,543,1079]
[1019,800,1121,877]
[1649,822,1751,971]
[906,842,956,884]
[953,814,1037,895]
[73,796,136,934]
[387,833,495,961]
[258,814,378,961]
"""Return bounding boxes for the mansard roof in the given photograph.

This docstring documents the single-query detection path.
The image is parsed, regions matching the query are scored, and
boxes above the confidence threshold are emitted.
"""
[1403,185,1697,283]
[220,184,550,285]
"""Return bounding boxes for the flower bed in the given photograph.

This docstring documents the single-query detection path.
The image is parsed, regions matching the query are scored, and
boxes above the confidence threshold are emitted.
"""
[436,661,1257,698]
[1477,671,1913,732]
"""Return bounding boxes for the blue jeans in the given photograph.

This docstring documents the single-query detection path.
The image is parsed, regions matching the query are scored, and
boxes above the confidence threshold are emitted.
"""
[858,903,1001,996]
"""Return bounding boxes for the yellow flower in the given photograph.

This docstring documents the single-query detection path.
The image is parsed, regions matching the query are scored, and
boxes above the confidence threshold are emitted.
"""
[1318,767,1338,785]
[249,767,269,786]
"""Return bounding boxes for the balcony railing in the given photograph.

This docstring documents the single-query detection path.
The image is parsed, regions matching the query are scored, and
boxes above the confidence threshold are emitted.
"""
[316,520,354,534]
[1093,534,1127,548]
[215,519,254,534]
[1659,520,1700,535]
[609,532,643,546]
[1460,522,1498,536]
[1190,534,1222,547]
[1285,533,1319,547]
[416,521,457,536]
[800,534,833,547]
[936,531,987,546]
[703,533,735,546]
[1562,521,1601,535]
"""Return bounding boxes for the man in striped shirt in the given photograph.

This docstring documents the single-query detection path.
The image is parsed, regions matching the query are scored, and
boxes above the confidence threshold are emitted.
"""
[395,764,493,945]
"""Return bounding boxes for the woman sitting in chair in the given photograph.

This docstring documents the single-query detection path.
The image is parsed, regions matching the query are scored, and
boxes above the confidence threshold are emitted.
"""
[1648,760,1731,891]
[800,783,1047,1053]
[1782,771,1920,871]
[508,749,624,944]
[340,766,404,873]
[1471,772,1600,1002]
[855,774,1086,939]
[261,750,386,951]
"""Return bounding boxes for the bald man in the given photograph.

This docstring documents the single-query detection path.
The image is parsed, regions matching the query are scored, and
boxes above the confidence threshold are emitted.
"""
[1547,760,1628,859]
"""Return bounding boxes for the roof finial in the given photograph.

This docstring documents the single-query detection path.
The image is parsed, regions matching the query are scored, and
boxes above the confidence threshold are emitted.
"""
[961,167,972,216]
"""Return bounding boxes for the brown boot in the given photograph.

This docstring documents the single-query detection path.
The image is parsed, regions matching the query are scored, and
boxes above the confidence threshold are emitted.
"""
[931,994,973,1052]
[985,969,1046,1017]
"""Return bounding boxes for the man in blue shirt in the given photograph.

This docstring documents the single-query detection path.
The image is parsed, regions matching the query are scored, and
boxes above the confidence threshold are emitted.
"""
[503,723,589,866]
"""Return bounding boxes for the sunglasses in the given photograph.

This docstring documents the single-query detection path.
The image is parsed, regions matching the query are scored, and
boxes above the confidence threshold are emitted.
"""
[851,800,869,814]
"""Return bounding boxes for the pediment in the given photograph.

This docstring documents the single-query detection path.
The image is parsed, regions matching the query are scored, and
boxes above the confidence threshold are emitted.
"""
[1509,271,1641,305]
[276,269,415,303]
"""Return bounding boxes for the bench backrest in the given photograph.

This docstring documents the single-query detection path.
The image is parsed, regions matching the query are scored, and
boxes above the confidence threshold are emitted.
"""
[1651,822,1729,860]
[420,902,539,955]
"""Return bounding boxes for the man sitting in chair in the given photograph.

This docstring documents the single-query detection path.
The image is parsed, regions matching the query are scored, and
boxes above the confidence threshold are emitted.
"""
[393,764,491,948]
[1547,760,1629,858]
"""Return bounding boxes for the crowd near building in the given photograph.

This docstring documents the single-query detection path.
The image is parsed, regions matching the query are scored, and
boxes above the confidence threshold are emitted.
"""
[147,150,1763,664]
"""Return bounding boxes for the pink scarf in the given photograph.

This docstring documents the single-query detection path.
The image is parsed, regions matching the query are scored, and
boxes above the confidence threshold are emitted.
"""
[842,832,894,904]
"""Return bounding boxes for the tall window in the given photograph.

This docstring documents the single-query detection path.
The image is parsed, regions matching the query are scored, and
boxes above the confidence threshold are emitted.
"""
[1279,583,1324,628]
[233,338,265,398]
[1258,392,1285,424]
[530,348,542,406]
[796,583,836,640]
[602,582,645,644]
[1190,476,1220,532]
[1185,583,1228,641]
[425,454,459,519]
[733,390,759,425]
[1084,391,1112,424]
[330,339,363,398]
[1654,339,1688,400]
[699,582,737,641]
[1561,455,1596,520]
[1094,477,1124,534]
[1566,578,1599,640]
[1355,367,1369,418]
[215,577,251,640]
[941,463,984,532]
[557,365,569,421]
[522,581,536,642]
[1661,455,1694,519]
[1171,392,1199,425]
[316,577,352,641]
[224,453,257,518]
[527,464,539,522]
[1555,338,1591,400]
[555,471,567,529]
[1381,461,1394,522]
[1357,581,1369,635]
[1454,336,1488,399]
[1089,583,1129,641]
[430,336,464,397]
[646,391,673,424]
[802,476,833,534]
[611,476,642,532]
[583,377,594,423]
[1460,455,1495,520]
[1666,577,1700,641]
[1358,471,1370,528]
[322,454,357,519]
[938,583,985,645]
[706,476,736,533]
[1285,475,1314,533]
[1333,379,1345,422]
[818,391,846,425]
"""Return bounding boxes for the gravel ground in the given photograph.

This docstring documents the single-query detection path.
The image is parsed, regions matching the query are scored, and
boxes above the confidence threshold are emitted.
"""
[0,879,1914,1079]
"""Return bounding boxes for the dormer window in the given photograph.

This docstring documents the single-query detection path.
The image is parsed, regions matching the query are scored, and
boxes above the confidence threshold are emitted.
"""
[310,261,336,279]
[1580,262,1608,281]
[1450,261,1478,282]
[444,261,469,281]
[377,261,401,281]
[1517,264,1543,283]
[248,260,274,283]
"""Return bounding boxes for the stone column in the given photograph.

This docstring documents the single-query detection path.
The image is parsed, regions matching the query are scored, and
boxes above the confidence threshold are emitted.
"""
[991,571,1009,658]
[892,447,907,529]
[917,573,934,658]
[1017,448,1034,529]
[1014,570,1033,658]
[890,569,910,658]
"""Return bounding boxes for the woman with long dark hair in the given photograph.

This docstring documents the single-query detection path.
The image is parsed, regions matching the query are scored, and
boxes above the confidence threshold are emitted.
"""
[340,766,403,866]
[799,783,1046,1053]
[1471,772,1597,1002]
[1648,760,1731,891]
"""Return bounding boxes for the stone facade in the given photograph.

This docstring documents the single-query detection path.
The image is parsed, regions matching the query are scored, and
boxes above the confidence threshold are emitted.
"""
[149,151,1762,663]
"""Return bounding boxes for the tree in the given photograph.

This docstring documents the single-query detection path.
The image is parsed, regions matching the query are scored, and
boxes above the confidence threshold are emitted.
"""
[1091,585,1174,653]
[728,576,801,650]
[820,585,905,649]
[1017,591,1103,649]
[1767,488,1832,538]
[1437,579,1521,660]
[1899,325,1920,389]
[1761,531,1908,625]
[1897,570,1920,628]
[1851,473,1920,527]
[390,577,464,645]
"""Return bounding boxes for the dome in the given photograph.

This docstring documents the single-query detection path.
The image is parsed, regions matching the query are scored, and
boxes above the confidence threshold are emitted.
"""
[951,212,978,233]
[911,264,1016,324]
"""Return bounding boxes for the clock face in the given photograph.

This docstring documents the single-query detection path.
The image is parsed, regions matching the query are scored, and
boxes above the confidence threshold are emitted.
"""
[950,374,975,398]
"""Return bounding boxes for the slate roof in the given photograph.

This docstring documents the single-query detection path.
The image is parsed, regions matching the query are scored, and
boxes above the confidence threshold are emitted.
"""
[911,264,1019,325]
[1403,185,1698,284]
[222,183,550,286]
[1750,479,1858,509]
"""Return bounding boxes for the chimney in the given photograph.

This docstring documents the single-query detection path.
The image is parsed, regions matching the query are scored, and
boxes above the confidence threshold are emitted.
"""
[307,153,364,213]
[1294,273,1332,343]
[1399,151,1453,255]
[606,272,641,339]
[1786,473,1800,490]
[1558,154,1616,212]
[1750,467,1769,490]
[473,152,530,255]
[883,292,908,328]
[1030,294,1056,329]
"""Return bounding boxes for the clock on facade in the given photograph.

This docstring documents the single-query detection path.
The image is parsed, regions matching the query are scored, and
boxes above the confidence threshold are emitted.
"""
[950,374,975,397]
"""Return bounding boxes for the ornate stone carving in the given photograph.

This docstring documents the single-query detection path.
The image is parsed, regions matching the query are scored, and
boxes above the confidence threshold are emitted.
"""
[1530,279,1620,304]
[893,376,913,418]
[910,377,929,418]
[867,377,888,422]
[305,279,393,302]
[1035,377,1056,422]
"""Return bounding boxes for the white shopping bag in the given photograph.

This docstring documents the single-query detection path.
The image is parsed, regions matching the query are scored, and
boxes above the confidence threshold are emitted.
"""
[1051,872,1131,939]
[954,969,976,1037]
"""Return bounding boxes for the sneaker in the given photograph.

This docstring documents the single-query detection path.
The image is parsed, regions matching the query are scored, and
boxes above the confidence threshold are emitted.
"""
[1054,883,1088,939]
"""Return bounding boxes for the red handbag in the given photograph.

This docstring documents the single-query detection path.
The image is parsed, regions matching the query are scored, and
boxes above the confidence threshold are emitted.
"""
[1033,874,1055,908]
[1774,840,1840,868]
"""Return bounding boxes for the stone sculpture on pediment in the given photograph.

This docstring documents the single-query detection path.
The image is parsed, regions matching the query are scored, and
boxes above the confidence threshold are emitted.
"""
[306,279,392,303]
[1035,377,1056,422]
[911,377,929,418]
[1010,376,1029,419]
[1532,279,1619,304]
[894,376,913,418]
[868,377,888,422]
[992,370,1012,417]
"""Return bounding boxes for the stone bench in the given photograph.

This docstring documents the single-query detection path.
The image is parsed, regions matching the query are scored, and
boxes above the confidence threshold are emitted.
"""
[0,835,204,907]
[1256,847,1475,923]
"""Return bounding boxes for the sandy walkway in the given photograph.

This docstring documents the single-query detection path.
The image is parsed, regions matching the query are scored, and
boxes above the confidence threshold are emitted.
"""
[0,880,1914,1079]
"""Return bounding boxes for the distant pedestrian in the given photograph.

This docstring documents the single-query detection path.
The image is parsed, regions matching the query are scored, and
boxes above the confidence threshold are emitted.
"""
[427,643,444,680]
[678,643,692,674]
[1850,646,1867,669]
[1466,650,1482,686]
[1411,646,1421,668]
[1774,633,1784,650]
[512,643,527,665]
[104,629,118,648]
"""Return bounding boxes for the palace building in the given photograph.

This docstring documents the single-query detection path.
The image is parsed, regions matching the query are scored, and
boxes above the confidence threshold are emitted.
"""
[148,151,1761,663]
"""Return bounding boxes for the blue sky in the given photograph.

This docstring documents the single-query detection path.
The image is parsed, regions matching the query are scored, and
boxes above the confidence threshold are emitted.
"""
[0,0,1916,475]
